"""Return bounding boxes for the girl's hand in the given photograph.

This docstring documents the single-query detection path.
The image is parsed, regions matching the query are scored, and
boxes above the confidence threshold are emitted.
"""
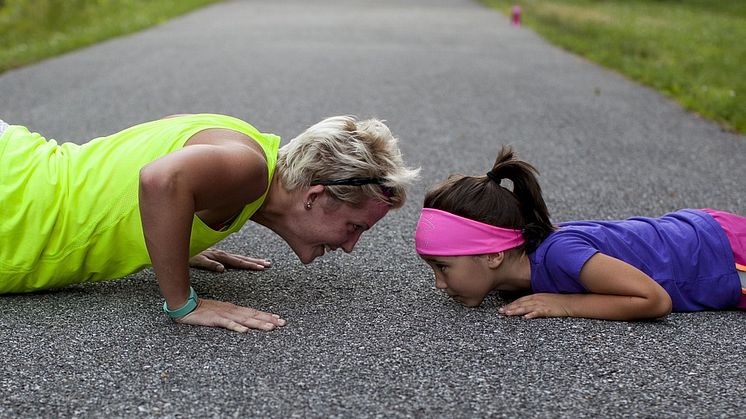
[189,248,272,272]
[176,298,286,333]
[498,253,673,321]
[498,293,572,319]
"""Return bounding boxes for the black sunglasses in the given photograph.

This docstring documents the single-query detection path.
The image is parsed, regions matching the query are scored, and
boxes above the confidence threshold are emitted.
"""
[311,177,393,197]
[310,177,384,186]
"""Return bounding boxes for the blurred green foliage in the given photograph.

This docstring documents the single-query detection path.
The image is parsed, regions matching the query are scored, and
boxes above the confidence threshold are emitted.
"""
[0,0,222,74]
[481,0,746,134]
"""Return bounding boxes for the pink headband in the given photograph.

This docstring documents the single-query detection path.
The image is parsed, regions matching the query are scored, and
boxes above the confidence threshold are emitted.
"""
[415,208,525,256]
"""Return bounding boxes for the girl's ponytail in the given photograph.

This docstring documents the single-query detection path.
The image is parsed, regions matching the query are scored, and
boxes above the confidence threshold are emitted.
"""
[423,145,554,254]
[488,146,554,252]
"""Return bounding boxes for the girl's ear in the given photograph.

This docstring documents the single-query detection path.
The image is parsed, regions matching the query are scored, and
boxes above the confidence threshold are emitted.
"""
[485,252,504,269]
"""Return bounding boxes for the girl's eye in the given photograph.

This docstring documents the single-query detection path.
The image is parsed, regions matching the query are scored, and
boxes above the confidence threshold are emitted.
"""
[436,264,447,272]
[349,224,363,233]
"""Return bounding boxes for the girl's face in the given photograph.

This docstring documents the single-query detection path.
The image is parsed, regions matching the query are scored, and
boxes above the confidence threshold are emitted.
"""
[420,255,497,307]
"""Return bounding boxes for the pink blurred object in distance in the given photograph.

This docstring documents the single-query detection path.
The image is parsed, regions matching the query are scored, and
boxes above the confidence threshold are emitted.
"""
[511,5,521,27]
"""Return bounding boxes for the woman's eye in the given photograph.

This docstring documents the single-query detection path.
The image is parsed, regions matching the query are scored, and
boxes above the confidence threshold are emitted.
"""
[436,264,447,272]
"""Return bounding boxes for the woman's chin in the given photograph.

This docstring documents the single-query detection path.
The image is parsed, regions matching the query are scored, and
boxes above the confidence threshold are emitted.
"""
[299,254,316,264]
[297,248,322,264]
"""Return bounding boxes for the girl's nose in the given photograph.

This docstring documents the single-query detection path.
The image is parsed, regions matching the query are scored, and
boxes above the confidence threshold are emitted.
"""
[434,275,447,289]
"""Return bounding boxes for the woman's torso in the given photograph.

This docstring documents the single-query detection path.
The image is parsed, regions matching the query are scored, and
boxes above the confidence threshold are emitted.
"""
[0,114,280,292]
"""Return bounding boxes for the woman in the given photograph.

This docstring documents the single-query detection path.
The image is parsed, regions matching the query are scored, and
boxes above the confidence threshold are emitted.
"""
[0,114,419,332]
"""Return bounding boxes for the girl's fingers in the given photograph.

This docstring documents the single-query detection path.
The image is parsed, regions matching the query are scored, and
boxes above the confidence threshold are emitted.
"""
[500,297,560,319]
[500,300,543,318]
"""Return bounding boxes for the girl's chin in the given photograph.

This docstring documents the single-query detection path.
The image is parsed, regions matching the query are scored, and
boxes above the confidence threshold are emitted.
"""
[455,296,483,307]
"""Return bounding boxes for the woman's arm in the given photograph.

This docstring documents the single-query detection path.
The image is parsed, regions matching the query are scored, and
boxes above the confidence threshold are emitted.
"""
[499,253,672,320]
[139,140,285,332]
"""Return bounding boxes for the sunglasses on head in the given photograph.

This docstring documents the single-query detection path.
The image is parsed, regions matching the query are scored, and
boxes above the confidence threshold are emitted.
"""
[311,177,393,198]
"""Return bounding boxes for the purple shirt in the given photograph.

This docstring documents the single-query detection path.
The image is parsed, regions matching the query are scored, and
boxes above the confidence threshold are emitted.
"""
[529,209,741,311]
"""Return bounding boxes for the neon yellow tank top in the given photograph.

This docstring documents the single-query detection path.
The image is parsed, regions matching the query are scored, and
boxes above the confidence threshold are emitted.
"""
[0,114,280,293]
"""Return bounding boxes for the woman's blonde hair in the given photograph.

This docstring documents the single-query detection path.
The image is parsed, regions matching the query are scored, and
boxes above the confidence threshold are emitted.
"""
[277,116,419,208]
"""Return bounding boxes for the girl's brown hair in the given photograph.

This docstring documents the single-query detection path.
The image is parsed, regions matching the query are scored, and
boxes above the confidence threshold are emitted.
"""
[423,146,554,253]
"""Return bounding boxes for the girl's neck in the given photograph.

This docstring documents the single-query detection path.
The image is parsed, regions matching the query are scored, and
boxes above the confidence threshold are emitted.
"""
[496,252,532,292]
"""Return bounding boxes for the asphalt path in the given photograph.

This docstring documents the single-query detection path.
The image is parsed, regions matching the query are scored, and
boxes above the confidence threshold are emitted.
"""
[2,0,745,417]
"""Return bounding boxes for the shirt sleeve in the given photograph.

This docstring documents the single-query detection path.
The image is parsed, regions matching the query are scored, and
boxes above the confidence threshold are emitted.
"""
[540,232,600,293]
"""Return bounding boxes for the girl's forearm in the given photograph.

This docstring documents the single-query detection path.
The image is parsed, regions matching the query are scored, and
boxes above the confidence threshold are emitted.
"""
[560,293,672,321]
[571,253,673,320]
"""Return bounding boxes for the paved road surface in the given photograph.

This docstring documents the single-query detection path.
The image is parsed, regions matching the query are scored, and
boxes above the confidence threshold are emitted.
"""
[1,0,745,417]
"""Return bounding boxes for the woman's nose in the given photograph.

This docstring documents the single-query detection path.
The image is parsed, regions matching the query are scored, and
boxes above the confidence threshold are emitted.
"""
[341,233,361,253]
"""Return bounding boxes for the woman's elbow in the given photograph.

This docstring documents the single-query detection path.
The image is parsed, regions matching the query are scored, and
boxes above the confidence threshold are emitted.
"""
[139,164,176,196]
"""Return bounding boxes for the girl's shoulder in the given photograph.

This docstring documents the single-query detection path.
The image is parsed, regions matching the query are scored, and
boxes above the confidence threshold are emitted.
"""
[532,227,600,279]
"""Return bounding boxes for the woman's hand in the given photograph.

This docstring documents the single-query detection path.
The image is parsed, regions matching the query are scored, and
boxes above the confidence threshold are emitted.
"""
[176,298,286,333]
[189,248,271,272]
[499,293,573,319]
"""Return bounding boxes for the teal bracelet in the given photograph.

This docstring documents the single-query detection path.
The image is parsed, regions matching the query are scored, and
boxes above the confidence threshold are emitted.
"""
[162,287,198,319]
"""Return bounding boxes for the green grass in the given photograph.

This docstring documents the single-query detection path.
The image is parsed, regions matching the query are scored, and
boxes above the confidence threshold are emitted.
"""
[0,0,223,75]
[481,0,746,134]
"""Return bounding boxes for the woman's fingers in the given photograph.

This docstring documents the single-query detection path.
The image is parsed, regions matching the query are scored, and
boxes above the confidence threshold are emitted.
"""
[227,306,285,331]
[189,248,271,271]
[225,255,272,270]
[189,254,225,271]
[221,319,250,334]
[177,299,286,333]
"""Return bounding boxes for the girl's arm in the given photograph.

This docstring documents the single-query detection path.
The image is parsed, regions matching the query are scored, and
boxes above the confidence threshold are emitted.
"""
[499,253,672,320]
[139,140,285,332]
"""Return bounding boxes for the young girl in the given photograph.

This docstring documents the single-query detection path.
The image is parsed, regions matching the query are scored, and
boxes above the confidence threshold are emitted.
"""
[415,146,746,321]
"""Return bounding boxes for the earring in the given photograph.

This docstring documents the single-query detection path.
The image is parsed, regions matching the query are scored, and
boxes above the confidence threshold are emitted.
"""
[305,202,312,210]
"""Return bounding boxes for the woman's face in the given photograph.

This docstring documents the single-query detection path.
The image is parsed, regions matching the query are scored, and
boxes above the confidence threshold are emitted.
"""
[290,196,390,264]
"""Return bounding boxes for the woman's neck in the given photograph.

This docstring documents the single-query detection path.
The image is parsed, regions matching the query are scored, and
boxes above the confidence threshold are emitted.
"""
[251,175,295,234]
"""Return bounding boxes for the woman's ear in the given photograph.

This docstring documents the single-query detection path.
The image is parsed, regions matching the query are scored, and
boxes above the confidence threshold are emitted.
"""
[485,252,505,269]
[303,184,325,208]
